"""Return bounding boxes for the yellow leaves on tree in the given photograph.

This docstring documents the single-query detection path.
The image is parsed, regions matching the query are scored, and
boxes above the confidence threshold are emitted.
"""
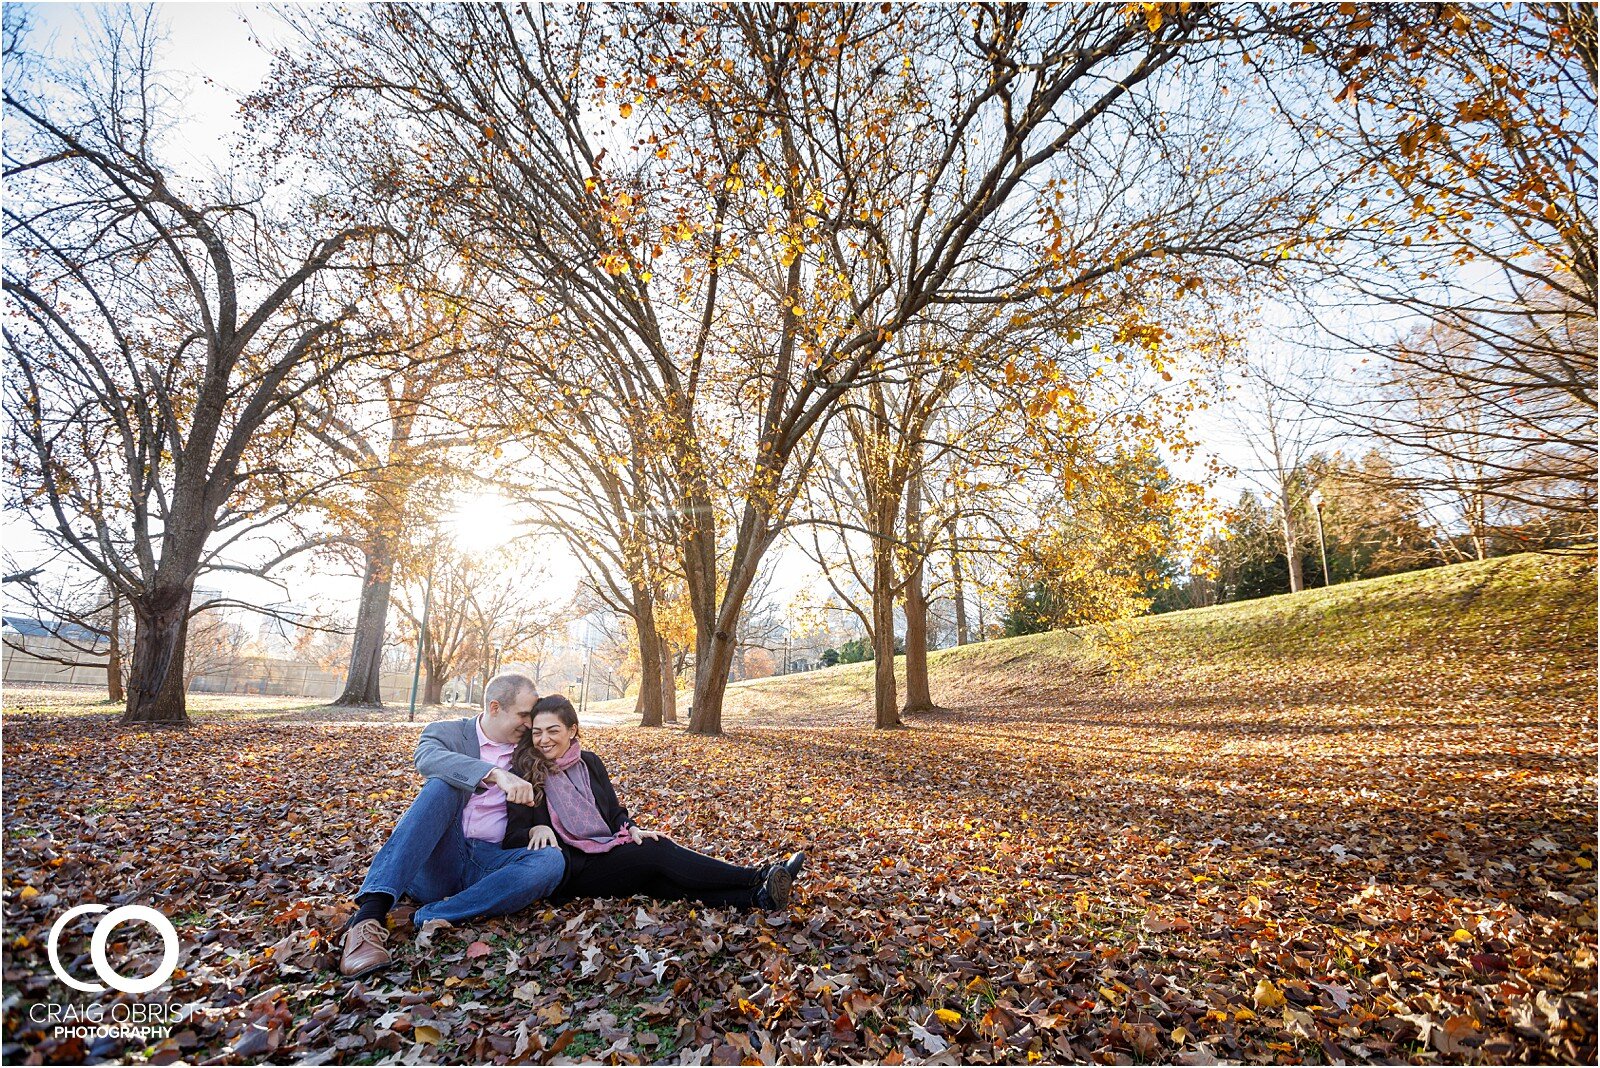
[1114,321,1168,352]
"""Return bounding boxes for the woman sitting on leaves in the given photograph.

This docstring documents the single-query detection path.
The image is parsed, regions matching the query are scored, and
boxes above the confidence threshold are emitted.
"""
[501,695,804,910]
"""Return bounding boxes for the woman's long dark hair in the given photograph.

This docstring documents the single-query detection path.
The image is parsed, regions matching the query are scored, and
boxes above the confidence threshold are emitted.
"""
[511,694,580,805]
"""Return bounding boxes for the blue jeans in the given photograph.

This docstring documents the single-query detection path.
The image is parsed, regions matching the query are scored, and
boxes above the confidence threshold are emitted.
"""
[358,778,565,924]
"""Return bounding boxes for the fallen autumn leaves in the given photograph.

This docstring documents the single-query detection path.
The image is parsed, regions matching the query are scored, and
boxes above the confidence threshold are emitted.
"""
[3,555,1596,1064]
[4,694,1593,1065]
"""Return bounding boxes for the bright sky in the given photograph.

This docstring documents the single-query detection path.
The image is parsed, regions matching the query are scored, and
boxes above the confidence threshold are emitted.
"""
[23,3,272,158]
[3,5,601,629]
[3,4,1379,634]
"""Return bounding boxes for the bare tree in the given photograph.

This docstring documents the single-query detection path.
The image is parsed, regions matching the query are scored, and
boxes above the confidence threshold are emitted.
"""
[462,551,569,703]
[391,542,472,708]
[183,606,252,692]
[391,533,569,707]
[299,246,490,707]
[3,9,390,724]
[275,3,1326,735]
[1264,4,1596,535]
[728,558,786,684]
[0,562,127,700]
[1233,360,1329,593]
[1342,318,1597,551]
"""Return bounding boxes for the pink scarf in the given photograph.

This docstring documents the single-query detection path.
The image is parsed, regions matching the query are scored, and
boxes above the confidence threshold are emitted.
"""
[542,742,631,854]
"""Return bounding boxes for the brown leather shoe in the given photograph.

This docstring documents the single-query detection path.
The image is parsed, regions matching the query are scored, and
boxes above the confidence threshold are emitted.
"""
[339,918,392,978]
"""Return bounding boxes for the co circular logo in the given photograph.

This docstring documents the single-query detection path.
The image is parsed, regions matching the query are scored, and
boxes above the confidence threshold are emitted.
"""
[47,905,179,995]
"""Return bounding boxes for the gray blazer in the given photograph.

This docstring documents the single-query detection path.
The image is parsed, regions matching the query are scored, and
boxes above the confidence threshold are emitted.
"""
[416,715,497,794]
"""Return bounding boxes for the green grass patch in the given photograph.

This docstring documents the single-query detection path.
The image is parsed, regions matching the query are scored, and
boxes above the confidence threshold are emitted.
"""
[701,552,1595,726]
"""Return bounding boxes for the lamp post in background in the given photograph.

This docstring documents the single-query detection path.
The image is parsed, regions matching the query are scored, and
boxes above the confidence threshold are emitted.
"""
[407,574,433,722]
[577,616,596,713]
[1309,489,1331,587]
[578,646,593,713]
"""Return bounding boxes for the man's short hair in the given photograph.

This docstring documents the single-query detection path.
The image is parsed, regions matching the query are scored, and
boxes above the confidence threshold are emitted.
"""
[484,673,537,712]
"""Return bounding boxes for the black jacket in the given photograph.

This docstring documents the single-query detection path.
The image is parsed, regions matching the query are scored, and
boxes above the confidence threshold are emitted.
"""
[501,750,630,850]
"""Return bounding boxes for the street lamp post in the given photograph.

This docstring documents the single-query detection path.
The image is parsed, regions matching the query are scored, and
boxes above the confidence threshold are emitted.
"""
[1309,489,1331,587]
[577,617,596,713]
[407,575,433,722]
[578,644,593,713]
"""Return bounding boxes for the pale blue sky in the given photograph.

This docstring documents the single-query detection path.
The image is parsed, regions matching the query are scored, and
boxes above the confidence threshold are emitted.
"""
[4,3,1379,634]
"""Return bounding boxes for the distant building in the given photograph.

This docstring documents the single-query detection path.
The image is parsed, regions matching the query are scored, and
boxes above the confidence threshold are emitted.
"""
[2,615,106,645]
[253,600,310,657]
[2,614,110,688]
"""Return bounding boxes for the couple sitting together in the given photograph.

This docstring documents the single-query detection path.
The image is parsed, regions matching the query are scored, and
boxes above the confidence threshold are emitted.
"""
[339,673,805,978]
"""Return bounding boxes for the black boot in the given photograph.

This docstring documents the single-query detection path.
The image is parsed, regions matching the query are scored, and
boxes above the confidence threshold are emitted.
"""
[754,864,792,910]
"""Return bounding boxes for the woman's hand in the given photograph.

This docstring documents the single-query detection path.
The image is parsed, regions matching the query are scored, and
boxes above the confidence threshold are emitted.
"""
[628,825,664,844]
[529,826,559,851]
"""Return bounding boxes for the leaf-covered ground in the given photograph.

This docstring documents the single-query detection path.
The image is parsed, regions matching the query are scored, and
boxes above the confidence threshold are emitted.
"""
[4,553,1596,1065]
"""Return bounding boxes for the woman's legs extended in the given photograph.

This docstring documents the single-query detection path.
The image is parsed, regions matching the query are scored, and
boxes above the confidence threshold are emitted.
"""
[563,839,763,908]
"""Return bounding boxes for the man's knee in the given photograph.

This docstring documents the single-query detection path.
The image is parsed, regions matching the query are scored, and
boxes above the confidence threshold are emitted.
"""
[413,776,465,811]
[513,847,567,890]
[517,846,565,874]
[384,778,466,839]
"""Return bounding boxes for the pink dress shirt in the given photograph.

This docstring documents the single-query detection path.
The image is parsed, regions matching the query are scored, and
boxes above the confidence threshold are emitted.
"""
[460,716,516,843]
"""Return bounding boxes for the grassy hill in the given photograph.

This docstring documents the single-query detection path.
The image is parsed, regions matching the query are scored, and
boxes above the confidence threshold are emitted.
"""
[691,550,1596,729]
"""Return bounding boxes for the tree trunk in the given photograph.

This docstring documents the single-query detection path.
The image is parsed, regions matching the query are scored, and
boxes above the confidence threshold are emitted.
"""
[106,587,124,704]
[685,520,773,735]
[1468,491,1489,560]
[659,633,679,724]
[424,664,444,706]
[871,533,902,729]
[688,606,718,733]
[635,600,664,727]
[902,467,935,715]
[1281,505,1304,593]
[902,576,933,713]
[683,496,725,734]
[949,522,969,647]
[122,583,193,725]
[334,532,395,706]
[688,632,736,735]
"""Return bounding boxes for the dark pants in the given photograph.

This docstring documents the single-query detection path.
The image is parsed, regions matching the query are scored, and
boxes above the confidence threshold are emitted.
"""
[558,838,762,908]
